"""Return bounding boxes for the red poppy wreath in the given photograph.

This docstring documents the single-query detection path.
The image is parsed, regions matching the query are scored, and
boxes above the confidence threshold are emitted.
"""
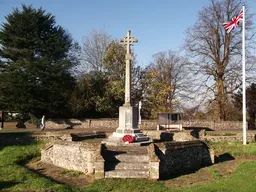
[122,135,135,143]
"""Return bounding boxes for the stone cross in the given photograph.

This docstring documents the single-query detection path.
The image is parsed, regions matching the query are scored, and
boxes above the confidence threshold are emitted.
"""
[120,30,138,55]
[120,30,138,105]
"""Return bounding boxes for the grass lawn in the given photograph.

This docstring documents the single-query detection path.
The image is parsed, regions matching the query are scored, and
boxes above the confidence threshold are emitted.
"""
[0,131,256,192]
[0,143,77,192]
[210,141,256,156]
[85,161,256,192]
[173,161,256,192]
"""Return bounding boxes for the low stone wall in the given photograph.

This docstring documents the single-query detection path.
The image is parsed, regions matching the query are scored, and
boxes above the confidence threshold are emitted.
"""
[45,118,157,130]
[89,119,118,129]
[141,120,158,130]
[155,141,214,178]
[45,118,245,131]
[203,133,256,142]
[41,141,99,174]
[45,119,90,129]
[41,140,214,180]
[182,121,244,131]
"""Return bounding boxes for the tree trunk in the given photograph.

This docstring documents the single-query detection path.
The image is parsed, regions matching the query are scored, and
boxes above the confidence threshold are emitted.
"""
[217,77,226,121]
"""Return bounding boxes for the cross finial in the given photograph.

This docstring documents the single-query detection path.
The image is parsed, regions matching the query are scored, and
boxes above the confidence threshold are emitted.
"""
[120,30,138,55]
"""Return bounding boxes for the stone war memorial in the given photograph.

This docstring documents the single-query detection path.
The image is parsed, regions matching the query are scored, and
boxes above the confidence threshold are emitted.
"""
[103,30,149,145]
[41,30,215,180]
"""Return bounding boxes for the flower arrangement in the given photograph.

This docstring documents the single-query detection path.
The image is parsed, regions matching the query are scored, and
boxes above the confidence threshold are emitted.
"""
[122,134,135,143]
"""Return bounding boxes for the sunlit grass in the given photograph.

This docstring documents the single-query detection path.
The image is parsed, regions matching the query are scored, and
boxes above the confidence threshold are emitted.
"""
[172,161,256,192]
[210,141,256,156]
[0,143,76,192]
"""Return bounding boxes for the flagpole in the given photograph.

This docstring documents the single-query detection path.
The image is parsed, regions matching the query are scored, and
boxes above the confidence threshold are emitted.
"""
[242,4,247,145]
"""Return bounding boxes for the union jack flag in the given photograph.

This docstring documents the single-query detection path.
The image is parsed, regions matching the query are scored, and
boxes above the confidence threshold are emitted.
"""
[223,10,243,33]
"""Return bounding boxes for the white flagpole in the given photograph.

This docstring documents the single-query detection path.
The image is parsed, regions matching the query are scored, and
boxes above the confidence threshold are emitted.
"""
[242,4,247,145]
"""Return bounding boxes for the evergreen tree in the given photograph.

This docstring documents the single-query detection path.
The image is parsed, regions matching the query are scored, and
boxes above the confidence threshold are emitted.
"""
[0,5,76,118]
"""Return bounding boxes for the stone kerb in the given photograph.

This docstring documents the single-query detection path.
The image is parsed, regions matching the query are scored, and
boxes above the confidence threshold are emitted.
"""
[94,144,105,179]
[147,144,160,180]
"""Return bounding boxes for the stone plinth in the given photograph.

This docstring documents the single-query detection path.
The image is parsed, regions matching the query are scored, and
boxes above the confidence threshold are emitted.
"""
[106,106,149,143]
[114,106,139,136]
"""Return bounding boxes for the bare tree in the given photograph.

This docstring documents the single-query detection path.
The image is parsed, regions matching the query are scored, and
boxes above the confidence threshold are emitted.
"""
[185,0,255,121]
[82,30,112,72]
[142,50,192,118]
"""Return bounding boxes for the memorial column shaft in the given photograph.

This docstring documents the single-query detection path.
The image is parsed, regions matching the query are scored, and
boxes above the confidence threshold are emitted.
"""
[125,54,132,106]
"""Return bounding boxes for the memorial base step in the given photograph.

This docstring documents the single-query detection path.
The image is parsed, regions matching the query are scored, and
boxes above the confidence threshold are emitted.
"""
[105,162,149,171]
[105,169,149,178]
[103,145,151,179]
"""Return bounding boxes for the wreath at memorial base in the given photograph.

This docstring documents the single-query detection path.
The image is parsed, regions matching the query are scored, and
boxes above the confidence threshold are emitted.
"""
[122,134,135,143]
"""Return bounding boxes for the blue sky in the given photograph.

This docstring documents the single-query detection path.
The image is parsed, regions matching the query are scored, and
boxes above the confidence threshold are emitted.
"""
[1,0,256,66]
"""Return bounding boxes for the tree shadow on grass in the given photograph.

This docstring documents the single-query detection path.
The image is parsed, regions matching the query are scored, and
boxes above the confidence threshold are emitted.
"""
[0,181,20,191]
[0,132,37,151]
[24,164,75,190]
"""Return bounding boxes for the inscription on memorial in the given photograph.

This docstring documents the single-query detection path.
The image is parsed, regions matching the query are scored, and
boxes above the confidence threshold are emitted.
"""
[125,108,132,128]
[124,129,133,134]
